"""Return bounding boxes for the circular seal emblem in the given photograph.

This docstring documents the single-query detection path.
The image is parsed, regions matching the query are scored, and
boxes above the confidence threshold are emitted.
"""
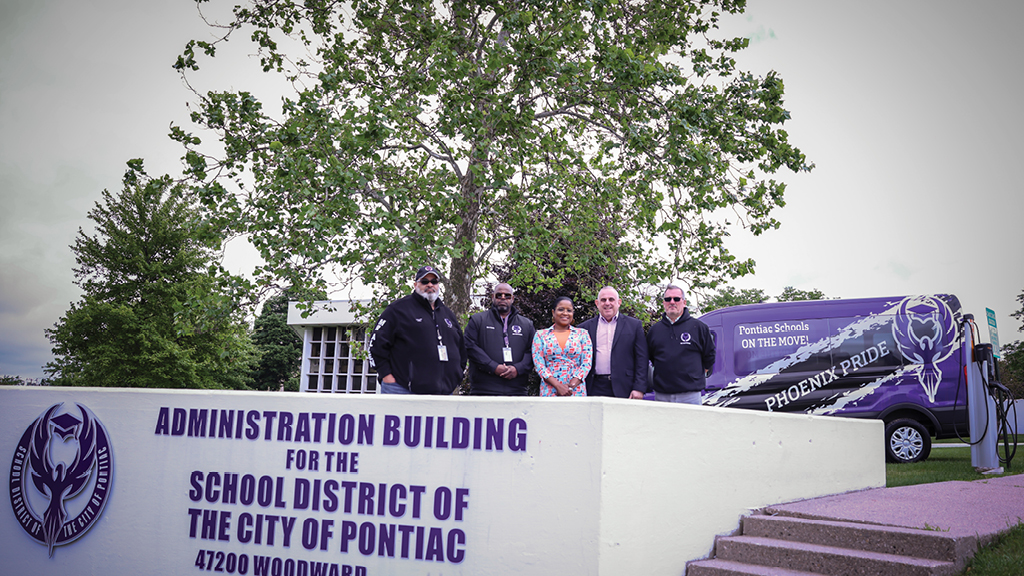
[679,332,692,344]
[9,403,113,557]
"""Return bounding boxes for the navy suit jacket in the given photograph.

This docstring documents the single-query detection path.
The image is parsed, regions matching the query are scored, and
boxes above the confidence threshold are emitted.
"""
[579,314,649,398]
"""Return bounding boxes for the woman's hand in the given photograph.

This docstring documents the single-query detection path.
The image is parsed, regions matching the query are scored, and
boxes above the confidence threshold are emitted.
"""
[550,379,571,396]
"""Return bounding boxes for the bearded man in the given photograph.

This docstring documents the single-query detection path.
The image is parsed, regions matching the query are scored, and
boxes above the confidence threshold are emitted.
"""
[464,283,536,395]
[368,265,467,394]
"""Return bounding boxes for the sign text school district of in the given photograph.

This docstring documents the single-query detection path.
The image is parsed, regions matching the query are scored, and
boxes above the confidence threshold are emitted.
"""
[2,387,884,576]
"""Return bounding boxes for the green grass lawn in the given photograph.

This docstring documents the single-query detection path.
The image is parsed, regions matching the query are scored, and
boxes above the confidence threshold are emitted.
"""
[886,446,1020,488]
[885,446,1023,575]
[960,523,1024,576]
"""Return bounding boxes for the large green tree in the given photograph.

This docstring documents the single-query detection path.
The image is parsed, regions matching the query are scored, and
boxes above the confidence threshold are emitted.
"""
[45,162,256,389]
[174,0,811,319]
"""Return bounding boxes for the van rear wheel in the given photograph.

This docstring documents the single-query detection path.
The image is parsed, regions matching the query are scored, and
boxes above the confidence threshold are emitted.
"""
[885,418,931,463]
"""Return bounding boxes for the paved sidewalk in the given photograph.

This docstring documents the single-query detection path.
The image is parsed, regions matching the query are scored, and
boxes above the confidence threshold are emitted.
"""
[763,475,1024,545]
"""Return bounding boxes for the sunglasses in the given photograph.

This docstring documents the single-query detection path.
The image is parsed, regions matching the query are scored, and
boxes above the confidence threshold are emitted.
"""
[663,297,682,302]
[493,293,513,299]
[419,278,440,285]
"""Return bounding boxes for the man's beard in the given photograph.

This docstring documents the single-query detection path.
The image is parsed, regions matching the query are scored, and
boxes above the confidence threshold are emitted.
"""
[415,286,439,302]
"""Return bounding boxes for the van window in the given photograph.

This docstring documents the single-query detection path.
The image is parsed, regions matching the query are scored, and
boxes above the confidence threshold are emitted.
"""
[733,319,831,376]
[828,316,903,371]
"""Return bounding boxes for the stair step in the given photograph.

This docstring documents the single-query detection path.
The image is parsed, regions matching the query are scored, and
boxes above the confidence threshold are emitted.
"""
[742,514,965,562]
[687,558,821,575]
[714,535,957,576]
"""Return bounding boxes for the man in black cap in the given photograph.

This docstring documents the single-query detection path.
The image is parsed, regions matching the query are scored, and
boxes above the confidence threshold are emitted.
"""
[368,265,467,394]
[464,283,536,395]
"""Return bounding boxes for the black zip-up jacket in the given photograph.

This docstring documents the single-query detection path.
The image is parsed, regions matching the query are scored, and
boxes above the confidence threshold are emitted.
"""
[464,306,536,395]
[646,308,716,394]
[368,292,467,394]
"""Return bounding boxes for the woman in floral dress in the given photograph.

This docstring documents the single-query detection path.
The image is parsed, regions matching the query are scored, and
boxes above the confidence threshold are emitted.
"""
[531,296,593,397]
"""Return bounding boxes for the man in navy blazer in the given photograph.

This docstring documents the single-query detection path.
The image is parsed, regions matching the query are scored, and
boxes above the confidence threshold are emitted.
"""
[579,286,649,399]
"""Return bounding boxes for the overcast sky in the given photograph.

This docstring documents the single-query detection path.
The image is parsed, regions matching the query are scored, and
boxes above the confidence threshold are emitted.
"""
[2,0,1022,380]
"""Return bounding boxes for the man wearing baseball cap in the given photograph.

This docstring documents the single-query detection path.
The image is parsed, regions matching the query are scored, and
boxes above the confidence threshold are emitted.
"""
[368,265,467,394]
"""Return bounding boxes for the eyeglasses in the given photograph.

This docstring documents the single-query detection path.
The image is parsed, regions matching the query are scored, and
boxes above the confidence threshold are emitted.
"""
[419,278,440,285]
[493,293,513,299]
[663,297,682,302]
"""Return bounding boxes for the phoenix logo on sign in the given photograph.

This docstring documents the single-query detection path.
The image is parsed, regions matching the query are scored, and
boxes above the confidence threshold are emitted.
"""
[8,403,113,557]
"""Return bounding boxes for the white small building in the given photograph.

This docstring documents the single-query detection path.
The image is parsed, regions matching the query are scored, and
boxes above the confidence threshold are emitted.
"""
[287,300,378,394]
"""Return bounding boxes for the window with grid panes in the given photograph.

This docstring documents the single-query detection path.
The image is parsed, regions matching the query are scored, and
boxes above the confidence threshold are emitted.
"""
[303,325,378,393]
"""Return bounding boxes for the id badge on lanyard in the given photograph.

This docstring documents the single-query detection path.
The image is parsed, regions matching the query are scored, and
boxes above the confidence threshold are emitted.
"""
[502,319,513,363]
[436,321,448,361]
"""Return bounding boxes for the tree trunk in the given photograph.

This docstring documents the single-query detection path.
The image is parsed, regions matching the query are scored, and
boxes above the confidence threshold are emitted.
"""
[447,170,481,321]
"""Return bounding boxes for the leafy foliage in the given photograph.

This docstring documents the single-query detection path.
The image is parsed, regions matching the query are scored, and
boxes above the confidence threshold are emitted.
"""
[776,286,827,302]
[699,286,768,312]
[998,341,1023,399]
[249,290,309,391]
[174,0,811,320]
[698,284,827,312]
[45,162,257,389]
[998,287,1024,398]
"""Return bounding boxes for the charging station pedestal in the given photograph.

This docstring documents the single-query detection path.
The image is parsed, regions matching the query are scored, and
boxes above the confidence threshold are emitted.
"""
[964,315,999,471]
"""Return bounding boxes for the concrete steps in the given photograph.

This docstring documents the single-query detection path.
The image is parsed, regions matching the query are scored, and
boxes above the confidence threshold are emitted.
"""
[687,514,967,576]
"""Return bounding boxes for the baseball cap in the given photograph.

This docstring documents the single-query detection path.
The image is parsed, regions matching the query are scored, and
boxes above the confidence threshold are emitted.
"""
[414,265,441,282]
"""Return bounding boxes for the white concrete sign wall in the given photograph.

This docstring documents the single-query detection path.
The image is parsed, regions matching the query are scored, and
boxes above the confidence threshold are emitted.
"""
[1,388,884,575]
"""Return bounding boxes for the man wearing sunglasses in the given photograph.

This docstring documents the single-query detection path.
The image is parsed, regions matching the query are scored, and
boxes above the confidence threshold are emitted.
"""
[369,265,467,395]
[464,283,536,395]
[646,285,716,404]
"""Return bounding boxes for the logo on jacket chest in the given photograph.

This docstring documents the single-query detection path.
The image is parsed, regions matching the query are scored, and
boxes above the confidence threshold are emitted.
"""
[679,332,692,345]
[511,325,522,336]
[445,318,453,329]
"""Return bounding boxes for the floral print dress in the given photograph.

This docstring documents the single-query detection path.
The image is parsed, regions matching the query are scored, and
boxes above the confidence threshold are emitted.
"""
[531,326,593,397]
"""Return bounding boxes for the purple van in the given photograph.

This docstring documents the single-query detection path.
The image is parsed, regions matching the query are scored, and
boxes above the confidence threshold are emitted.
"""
[700,294,967,463]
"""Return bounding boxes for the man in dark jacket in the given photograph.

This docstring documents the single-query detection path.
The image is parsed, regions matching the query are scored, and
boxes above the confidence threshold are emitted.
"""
[647,284,716,404]
[579,286,649,399]
[464,283,536,395]
[368,265,467,394]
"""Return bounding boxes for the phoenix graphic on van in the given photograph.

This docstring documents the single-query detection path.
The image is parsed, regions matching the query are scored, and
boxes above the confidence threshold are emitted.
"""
[891,295,957,402]
[699,295,966,463]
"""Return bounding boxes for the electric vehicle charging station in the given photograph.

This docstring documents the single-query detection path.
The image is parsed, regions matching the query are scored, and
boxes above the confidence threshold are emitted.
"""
[962,313,1018,473]
[963,314,999,471]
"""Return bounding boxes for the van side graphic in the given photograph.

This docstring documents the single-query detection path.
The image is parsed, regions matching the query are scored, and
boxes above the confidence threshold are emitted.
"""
[699,295,966,463]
